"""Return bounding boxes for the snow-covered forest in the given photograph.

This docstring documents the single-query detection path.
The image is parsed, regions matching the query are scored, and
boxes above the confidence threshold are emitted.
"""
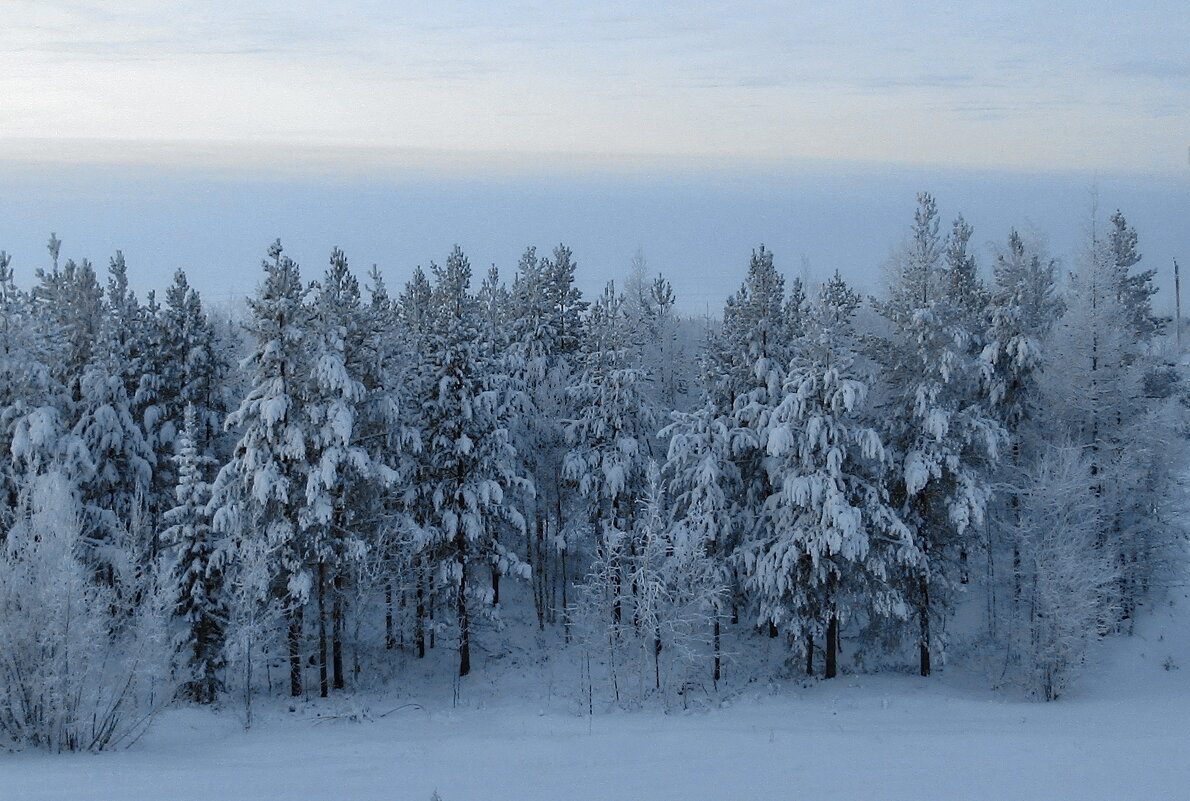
[0,193,1183,753]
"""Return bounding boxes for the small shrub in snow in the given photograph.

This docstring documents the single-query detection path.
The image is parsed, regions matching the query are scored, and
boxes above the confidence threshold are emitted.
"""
[0,473,167,751]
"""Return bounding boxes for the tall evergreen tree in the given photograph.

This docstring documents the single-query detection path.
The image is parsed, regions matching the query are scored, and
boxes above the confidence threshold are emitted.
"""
[1108,211,1161,343]
[415,246,530,676]
[565,282,659,629]
[301,248,392,694]
[744,273,917,676]
[164,405,225,704]
[873,194,1002,676]
[210,240,314,697]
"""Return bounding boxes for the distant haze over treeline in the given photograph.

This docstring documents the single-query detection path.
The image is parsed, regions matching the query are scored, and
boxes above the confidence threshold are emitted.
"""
[1,159,1184,318]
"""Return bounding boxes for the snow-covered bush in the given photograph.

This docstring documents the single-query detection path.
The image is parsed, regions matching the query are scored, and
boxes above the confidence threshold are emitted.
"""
[0,472,167,751]
[1010,446,1117,700]
[572,463,724,704]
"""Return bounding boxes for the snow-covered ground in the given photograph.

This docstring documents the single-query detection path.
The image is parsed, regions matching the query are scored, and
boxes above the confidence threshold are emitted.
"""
[6,588,1188,801]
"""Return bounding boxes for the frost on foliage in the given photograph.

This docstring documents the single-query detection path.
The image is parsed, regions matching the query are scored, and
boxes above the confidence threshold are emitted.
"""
[742,273,917,642]
[0,473,167,751]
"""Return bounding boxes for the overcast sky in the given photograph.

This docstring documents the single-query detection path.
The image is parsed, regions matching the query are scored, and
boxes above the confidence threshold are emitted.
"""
[3,1,1187,172]
[1,2,1186,313]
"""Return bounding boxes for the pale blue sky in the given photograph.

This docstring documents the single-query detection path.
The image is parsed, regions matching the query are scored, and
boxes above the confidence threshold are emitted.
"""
[0,2,1186,314]
[2,1,1187,172]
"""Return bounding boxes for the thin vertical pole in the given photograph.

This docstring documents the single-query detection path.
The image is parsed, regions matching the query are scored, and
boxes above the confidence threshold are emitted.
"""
[1174,259,1182,353]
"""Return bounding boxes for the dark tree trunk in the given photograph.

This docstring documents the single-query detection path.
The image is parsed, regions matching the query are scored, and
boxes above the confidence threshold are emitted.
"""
[805,633,814,676]
[385,582,395,650]
[919,576,932,677]
[825,615,839,679]
[713,616,721,684]
[491,564,500,607]
[534,518,547,629]
[318,562,329,698]
[1011,440,1023,607]
[288,606,304,698]
[332,575,344,691]
[415,570,426,659]
[653,630,662,690]
[768,621,778,639]
[457,533,471,677]
[561,546,570,643]
[611,498,623,626]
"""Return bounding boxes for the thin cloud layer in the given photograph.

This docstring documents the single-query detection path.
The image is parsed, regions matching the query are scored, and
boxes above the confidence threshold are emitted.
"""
[1,1,1187,173]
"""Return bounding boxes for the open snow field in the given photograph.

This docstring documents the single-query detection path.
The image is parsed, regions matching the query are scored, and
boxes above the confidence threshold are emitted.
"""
[6,587,1188,801]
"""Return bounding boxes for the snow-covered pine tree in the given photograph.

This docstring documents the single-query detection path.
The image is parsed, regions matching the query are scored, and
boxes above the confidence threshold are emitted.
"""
[70,298,155,571]
[31,248,105,405]
[565,281,659,632]
[662,403,737,682]
[210,240,314,697]
[508,245,589,629]
[873,194,1003,676]
[4,249,97,502]
[744,272,917,677]
[1108,211,1162,343]
[361,265,409,653]
[713,246,804,633]
[416,246,530,676]
[982,230,1062,633]
[395,265,436,657]
[476,264,530,609]
[164,404,225,704]
[301,248,393,694]
[0,253,66,525]
[1041,210,1175,629]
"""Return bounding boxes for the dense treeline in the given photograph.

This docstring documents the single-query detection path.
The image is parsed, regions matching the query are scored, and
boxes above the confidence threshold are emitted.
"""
[0,194,1183,750]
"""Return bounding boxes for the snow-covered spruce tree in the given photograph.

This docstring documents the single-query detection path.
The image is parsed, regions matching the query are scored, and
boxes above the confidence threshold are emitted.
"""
[210,240,314,697]
[104,252,155,412]
[150,269,230,524]
[565,281,659,633]
[163,404,225,704]
[301,248,394,695]
[703,245,800,416]
[984,230,1062,444]
[0,472,166,751]
[1008,445,1117,700]
[743,272,918,678]
[1102,214,1180,600]
[415,246,530,677]
[872,194,1003,676]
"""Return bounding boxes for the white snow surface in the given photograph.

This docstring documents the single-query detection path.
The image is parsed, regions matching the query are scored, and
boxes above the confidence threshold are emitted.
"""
[5,589,1189,801]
